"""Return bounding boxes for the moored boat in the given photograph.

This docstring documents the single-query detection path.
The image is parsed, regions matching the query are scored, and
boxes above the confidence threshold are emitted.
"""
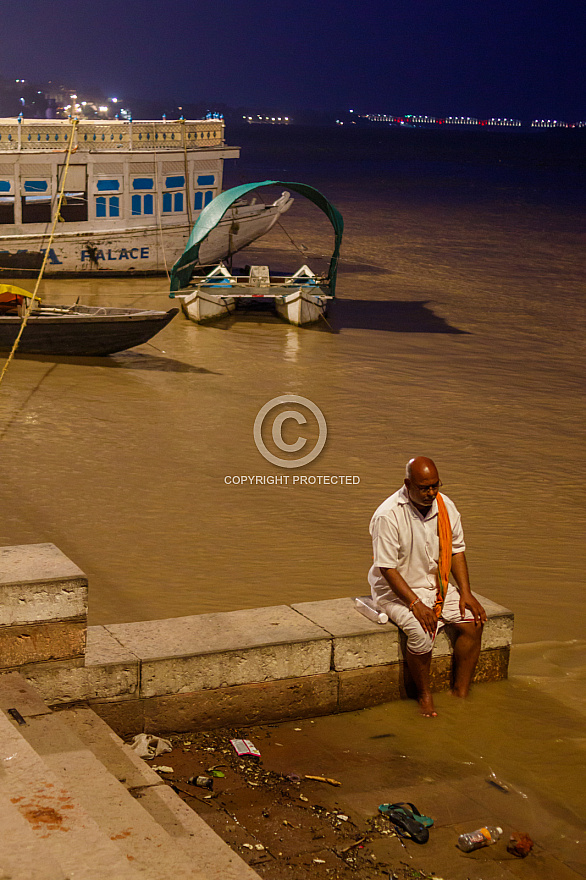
[0,285,177,356]
[0,118,292,276]
[170,181,343,327]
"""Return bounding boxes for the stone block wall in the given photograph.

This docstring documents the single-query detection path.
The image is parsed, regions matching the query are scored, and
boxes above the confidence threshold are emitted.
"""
[0,544,514,738]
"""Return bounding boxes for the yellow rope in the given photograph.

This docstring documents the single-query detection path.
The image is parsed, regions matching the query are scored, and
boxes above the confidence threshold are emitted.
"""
[0,118,79,387]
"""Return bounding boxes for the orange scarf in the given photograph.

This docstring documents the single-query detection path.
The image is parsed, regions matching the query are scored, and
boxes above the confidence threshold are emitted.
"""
[434,493,452,619]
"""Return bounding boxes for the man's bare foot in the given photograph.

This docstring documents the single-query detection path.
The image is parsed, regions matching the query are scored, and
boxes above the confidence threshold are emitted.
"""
[451,686,469,698]
[418,693,437,717]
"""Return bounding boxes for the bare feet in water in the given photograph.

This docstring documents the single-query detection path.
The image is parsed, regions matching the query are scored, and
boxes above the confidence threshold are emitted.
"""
[418,693,437,717]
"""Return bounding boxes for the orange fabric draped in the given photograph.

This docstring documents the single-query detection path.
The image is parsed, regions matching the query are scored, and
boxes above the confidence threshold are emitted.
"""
[434,493,452,619]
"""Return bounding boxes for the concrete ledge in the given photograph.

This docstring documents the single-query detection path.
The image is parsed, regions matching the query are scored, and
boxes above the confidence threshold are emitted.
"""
[104,605,332,697]
[0,540,513,736]
[292,593,513,669]
[0,543,87,626]
[141,672,340,734]
[0,618,86,669]
[13,627,139,704]
[6,593,513,735]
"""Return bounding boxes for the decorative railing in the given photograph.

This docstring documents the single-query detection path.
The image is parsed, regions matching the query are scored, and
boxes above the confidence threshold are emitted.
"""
[0,119,224,151]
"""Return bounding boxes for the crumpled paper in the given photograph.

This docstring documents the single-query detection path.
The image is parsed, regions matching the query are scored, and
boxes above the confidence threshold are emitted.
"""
[129,733,172,758]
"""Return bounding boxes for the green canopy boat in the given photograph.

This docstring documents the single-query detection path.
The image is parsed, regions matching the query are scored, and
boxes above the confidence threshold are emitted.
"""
[169,181,343,326]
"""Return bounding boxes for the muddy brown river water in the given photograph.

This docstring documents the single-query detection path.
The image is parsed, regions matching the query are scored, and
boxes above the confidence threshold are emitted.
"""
[0,126,584,827]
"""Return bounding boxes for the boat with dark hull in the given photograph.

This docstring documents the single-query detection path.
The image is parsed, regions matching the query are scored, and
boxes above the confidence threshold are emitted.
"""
[0,288,177,356]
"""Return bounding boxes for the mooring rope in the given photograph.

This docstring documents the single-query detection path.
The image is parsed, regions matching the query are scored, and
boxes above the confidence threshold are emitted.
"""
[0,118,79,388]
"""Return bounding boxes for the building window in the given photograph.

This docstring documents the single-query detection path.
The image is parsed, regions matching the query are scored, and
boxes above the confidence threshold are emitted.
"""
[23,180,49,193]
[0,197,15,224]
[197,174,215,186]
[60,193,88,222]
[131,193,154,216]
[165,175,185,189]
[132,178,154,190]
[96,195,120,218]
[162,191,184,213]
[194,190,214,211]
[21,196,51,224]
[96,179,121,191]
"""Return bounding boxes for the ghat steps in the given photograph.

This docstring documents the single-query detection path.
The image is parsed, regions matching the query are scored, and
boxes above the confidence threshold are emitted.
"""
[0,673,260,880]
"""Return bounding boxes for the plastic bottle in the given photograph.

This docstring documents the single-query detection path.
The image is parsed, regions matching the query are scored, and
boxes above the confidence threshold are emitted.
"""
[457,825,502,852]
[354,597,388,624]
[188,775,214,791]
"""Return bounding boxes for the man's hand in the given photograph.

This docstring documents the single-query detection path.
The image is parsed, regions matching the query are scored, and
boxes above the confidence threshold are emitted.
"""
[412,600,438,636]
[459,592,487,625]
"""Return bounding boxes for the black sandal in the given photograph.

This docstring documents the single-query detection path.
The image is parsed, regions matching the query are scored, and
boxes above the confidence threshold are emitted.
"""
[378,803,430,844]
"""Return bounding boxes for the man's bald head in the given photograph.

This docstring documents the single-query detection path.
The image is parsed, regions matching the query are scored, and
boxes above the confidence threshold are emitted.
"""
[405,457,439,483]
[405,457,441,512]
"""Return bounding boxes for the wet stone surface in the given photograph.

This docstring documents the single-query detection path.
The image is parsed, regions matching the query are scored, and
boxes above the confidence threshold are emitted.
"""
[146,724,438,880]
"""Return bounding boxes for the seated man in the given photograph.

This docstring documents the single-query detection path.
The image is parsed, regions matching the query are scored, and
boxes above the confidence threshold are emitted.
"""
[368,456,486,716]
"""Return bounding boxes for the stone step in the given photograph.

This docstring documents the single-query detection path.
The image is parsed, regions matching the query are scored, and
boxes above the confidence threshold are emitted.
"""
[0,672,261,880]
[60,705,263,880]
[0,709,143,880]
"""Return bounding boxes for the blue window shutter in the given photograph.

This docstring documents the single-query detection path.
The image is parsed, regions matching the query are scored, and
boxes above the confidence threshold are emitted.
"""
[96,179,120,191]
[165,175,184,188]
[197,175,214,185]
[144,193,154,215]
[174,192,183,212]
[204,190,214,206]
[163,192,172,212]
[131,194,141,215]
[24,180,49,193]
[96,197,106,217]
[109,196,120,217]
[132,177,154,190]
[194,191,203,210]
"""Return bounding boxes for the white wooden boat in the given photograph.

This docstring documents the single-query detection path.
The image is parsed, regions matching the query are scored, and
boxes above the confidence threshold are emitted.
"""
[170,181,343,327]
[0,118,292,276]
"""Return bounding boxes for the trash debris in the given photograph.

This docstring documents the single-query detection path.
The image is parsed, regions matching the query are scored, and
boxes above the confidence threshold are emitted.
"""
[154,765,174,774]
[299,794,309,802]
[188,775,214,791]
[243,843,254,850]
[336,814,349,821]
[354,596,389,624]
[313,858,326,863]
[230,738,261,758]
[507,831,534,858]
[486,772,510,792]
[457,825,502,852]
[339,837,366,853]
[254,844,265,851]
[305,775,341,786]
[129,733,172,758]
[7,708,26,726]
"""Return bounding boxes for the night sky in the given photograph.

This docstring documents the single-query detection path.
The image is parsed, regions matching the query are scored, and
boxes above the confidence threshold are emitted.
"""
[2,0,584,117]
